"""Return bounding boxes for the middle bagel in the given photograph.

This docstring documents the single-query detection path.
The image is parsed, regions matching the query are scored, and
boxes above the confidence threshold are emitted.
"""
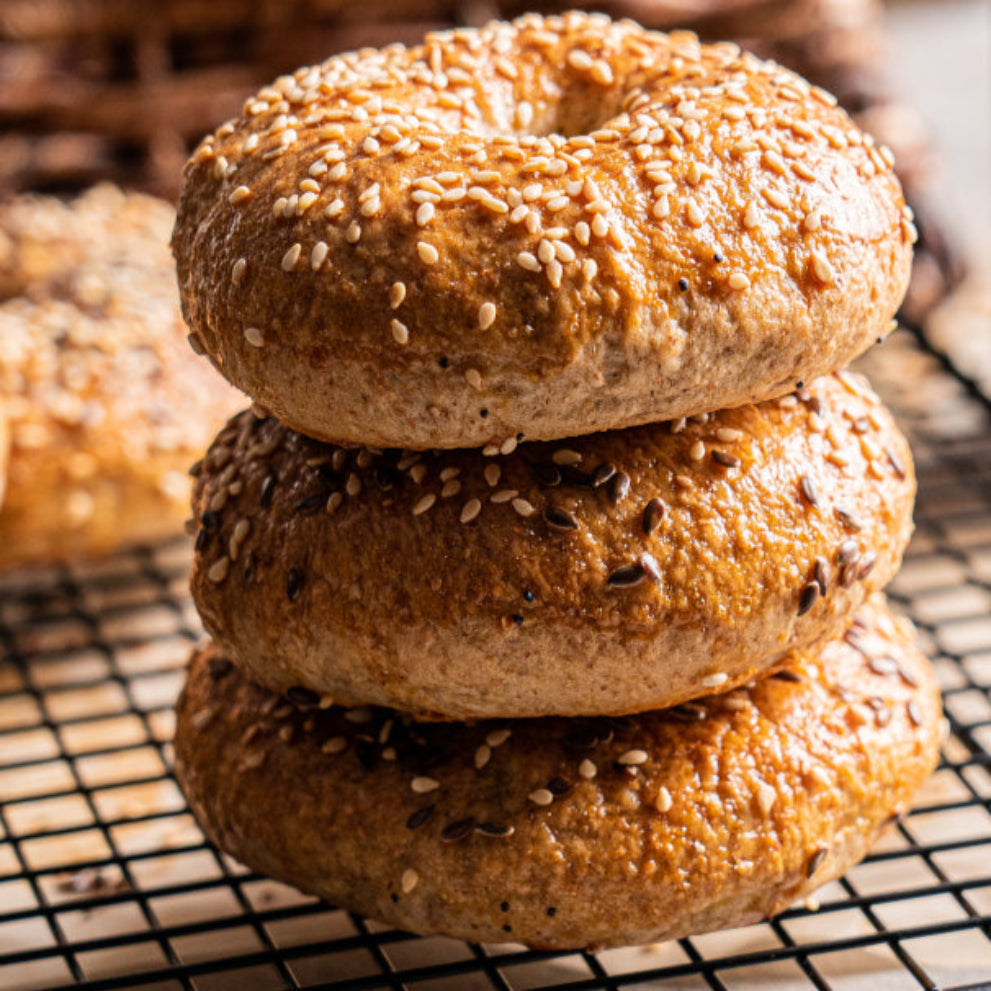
[191,371,913,719]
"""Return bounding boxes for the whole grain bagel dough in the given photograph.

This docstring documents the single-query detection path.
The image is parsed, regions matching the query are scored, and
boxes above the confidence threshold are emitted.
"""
[175,597,941,949]
[190,372,915,719]
[173,11,914,450]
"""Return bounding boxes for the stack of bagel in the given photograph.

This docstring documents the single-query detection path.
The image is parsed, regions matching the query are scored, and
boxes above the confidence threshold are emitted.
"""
[171,12,941,949]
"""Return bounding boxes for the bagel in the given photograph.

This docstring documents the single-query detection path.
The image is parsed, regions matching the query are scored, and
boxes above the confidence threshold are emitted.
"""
[174,597,942,950]
[190,371,914,719]
[173,11,914,450]
[0,185,243,569]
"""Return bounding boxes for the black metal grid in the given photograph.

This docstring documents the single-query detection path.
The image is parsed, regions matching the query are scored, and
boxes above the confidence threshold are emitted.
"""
[2,329,990,991]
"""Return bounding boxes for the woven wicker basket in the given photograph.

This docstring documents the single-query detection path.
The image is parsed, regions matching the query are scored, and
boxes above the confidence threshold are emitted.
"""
[0,0,959,318]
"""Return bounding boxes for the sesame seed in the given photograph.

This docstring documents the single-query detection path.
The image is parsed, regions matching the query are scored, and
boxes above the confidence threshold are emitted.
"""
[345,472,361,497]
[390,282,406,308]
[484,464,501,487]
[416,201,435,226]
[618,749,648,766]
[591,214,609,238]
[411,776,439,794]
[512,498,535,517]
[529,788,554,806]
[465,368,483,390]
[486,728,511,747]
[412,493,436,516]
[811,251,835,284]
[474,744,491,769]
[401,868,419,893]
[490,489,518,504]
[322,736,347,754]
[689,440,706,461]
[579,759,597,780]
[207,557,230,583]
[716,427,743,443]
[229,185,251,205]
[685,200,705,227]
[651,196,671,220]
[757,781,777,814]
[308,241,328,270]
[517,251,541,272]
[763,188,789,210]
[325,198,345,217]
[654,786,673,812]
[478,302,497,329]
[552,448,582,466]
[345,221,361,243]
[244,326,265,348]
[417,241,439,264]
[281,243,302,270]
[390,319,409,345]
[499,436,518,456]
[727,272,750,291]
[702,673,729,689]
[803,208,822,232]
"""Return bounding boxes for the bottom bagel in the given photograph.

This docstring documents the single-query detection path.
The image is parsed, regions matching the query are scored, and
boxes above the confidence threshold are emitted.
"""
[174,597,941,950]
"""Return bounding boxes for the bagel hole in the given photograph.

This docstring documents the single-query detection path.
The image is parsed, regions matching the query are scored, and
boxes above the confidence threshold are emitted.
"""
[519,86,629,139]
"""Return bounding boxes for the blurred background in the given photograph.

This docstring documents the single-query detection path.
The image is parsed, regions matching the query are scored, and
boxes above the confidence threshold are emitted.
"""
[1,0,987,353]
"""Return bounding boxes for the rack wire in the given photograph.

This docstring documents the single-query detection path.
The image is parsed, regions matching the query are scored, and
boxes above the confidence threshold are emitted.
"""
[1,328,990,991]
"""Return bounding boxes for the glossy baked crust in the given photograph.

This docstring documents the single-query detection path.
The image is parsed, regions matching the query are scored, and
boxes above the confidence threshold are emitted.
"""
[173,11,913,450]
[174,597,942,949]
[190,371,915,718]
[0,185,243,569]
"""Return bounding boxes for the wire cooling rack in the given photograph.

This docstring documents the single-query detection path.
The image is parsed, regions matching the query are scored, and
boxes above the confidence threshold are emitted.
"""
[1,329,990,991]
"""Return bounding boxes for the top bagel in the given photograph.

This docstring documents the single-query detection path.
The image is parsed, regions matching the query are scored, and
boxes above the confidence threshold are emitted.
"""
[174,11,914,450]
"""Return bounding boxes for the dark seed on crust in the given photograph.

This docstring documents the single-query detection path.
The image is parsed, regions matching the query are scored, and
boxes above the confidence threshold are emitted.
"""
[607,471,631,504]
[259,474,277,508]
[806,847,828,878]
[547,776,574,797]
[441,817,476,842]
[712,449,740,468]
[194,528,210,552]
[208,656,233,679]
[837,540,859,565]
[814,556,831,595]
[642,498,665,535]
[851,416,870,434]
[592,463,617,487]
[476,822,515,837]
[562,728,601,752]
[800,474,819,507]
[835,507,863,532]
[839,560,859,588]
[797,582,820,616]
[544,505,580,531]
[607,563,646,588]
[406,805,435,830]
[287,685,320,708]
[772,669,805,683]
[534,463,561,487]
[293,492,325,513]
[896,664,919,689]
[886,446,907,479]
[287,566,305,602]
[201,509,221,531]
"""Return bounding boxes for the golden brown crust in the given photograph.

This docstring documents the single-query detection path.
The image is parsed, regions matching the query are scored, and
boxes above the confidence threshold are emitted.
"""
[174,598,942,950]
[173,11,913,450]
[190,372,915,719]
[0,185,243,569]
